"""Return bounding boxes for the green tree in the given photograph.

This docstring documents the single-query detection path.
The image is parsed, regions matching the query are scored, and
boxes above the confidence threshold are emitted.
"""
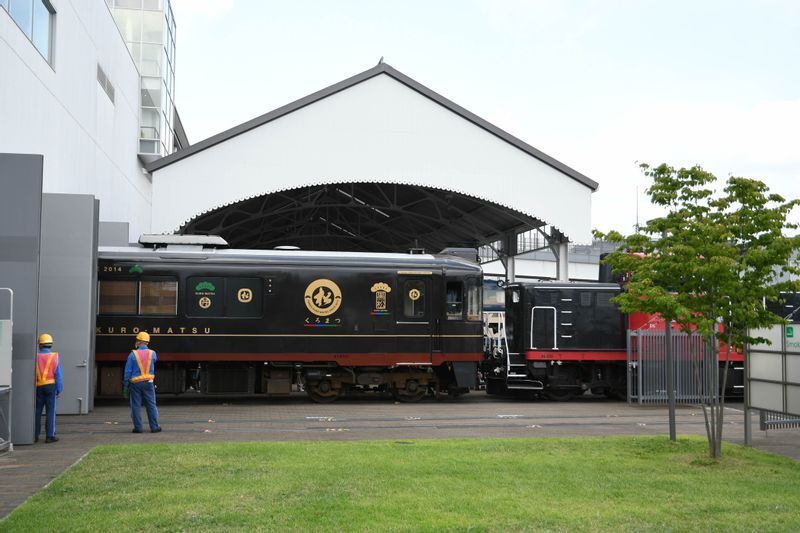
[597,163,800,458]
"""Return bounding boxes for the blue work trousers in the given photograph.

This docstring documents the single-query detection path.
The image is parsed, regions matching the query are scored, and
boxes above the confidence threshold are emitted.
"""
[35,383,58,439]
[129,380,160,432]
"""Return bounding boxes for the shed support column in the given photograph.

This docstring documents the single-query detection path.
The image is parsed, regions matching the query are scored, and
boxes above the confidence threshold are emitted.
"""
[556,241,569,281]
[506,256,516,283]
[501,232,518,283]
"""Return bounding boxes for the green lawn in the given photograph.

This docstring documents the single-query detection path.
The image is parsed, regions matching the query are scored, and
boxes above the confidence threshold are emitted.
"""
[2,437,798,532]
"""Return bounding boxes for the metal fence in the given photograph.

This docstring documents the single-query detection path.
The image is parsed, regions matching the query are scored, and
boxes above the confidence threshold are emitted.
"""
[627,330,713,404]
[759,409,800,430]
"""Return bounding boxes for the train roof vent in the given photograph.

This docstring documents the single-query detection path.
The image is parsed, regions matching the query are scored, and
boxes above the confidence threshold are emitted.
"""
[274,245,301,250]
[138,234,229,249]
[438,247,479,263]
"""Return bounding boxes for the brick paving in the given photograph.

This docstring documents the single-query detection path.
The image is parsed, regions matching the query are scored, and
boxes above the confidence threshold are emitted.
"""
[1,393,798,519]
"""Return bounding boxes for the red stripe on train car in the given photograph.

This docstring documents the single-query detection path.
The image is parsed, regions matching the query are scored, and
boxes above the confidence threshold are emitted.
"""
[525,351,627,361]
[526,350,744,362]
[95,352,484,365]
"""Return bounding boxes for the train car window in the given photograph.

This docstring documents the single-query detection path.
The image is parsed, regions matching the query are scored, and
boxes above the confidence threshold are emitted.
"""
[187,277,224,317]
[403,280,426,319]
[98,280,137,314]
[225,278,263,317]
[512,289,520,303]
[465,278,482,321]
[139,280,178,315]
[446,281,463,320]
[580,292,593,307]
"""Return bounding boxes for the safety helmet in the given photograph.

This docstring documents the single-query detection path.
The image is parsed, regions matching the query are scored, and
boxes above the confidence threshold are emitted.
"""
[38,333,53,345]
[136,331,150,343]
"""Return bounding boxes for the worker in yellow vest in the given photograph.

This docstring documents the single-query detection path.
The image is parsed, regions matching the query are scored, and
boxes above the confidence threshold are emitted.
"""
[123,331,162,433]
[35,333,63,443]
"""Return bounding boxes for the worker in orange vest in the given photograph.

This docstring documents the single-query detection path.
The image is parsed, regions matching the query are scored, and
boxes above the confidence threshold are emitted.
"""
[123,331,162,433]
[35,333,63,443]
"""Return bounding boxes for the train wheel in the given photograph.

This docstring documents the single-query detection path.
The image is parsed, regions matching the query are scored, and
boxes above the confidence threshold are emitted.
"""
[307,380,341,403]
[544,388,578,401]
[392,380,427,402]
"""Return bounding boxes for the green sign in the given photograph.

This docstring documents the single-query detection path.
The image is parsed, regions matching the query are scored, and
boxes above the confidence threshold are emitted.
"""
[195,281,216,292]
[788,326,794,338]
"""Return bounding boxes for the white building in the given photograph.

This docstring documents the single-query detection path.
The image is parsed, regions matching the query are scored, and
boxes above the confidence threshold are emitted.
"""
[1,0,180,240]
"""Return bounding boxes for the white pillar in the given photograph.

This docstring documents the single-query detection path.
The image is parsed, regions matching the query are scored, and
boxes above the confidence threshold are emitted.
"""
[556,242,569,281]
[506,255,516,283]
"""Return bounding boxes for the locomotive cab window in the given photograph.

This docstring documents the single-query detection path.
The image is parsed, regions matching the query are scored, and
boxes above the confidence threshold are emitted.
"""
[139,280,178,315]
[446,281,463,320]
[403,280,426,319]
[98,280,137,314]
[465,277,482,321]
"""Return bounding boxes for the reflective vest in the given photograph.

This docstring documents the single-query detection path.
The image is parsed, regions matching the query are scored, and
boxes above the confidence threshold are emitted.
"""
[129,349,155,383]
[35,351,59,387]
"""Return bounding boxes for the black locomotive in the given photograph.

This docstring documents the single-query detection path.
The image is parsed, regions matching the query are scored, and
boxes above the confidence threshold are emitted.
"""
[95,240,483,402]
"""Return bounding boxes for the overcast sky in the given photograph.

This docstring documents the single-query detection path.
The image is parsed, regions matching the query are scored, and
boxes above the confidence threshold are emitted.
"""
[170,0,799,238]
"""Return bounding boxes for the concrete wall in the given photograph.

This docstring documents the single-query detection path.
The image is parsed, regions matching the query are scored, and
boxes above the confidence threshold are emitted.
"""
[0,1,151,240]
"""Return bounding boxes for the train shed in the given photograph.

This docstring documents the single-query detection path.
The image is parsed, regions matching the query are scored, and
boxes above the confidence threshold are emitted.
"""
[146,63,597,280]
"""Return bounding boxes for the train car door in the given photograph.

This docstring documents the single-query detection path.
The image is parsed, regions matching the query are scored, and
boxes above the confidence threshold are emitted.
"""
[530,288,559,349]
[396,273,434,363]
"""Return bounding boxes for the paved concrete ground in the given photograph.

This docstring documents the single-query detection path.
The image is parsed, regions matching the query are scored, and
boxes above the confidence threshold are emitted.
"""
[1,392,798,519]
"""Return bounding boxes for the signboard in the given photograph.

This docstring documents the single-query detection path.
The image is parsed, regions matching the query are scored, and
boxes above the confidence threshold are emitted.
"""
[747,324,800,417]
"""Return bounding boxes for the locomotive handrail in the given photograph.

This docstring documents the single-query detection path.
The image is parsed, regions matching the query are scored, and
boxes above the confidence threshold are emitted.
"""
[530,306,558,350]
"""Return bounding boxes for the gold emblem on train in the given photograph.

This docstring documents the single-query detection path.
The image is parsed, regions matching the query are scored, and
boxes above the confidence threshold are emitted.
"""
[198,296,212,309]
[408,288,421,301]
[370,282,392,311]
[237,288,253,303]
[304,279,342,316]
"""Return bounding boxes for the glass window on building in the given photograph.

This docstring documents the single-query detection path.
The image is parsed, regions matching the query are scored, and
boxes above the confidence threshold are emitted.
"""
[446,281,463,320]
[112,6,142,43]
[140,42,161,76]
[6,0,54,63]
[114,0,142,9]
[141,9,162,42]
[8,0,33,36]
[140,107,160,139]
[32,0,52,53]
[99,280,137,315]
[141,76,160,107]
[465,278,482,321]
[139,280,177,315]
[403,280,426,319]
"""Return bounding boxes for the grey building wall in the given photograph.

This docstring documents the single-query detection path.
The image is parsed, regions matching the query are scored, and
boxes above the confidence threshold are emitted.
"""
[0,154,43,445]
[38,194,99,415]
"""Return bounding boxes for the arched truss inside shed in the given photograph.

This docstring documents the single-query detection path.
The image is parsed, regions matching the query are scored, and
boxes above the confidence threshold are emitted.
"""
[181,182,563,256]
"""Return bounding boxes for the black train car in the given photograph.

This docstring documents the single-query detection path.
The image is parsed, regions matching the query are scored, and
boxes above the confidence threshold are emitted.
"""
[486,281,628,400]
[95,242,483,402]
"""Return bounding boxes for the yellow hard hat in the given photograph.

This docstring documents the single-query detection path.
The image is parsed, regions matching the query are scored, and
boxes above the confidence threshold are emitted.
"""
[136,331,150,342]
[38,333,53,345]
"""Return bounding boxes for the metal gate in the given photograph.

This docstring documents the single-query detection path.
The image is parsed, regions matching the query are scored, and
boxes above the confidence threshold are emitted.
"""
[759,410,800,430]
[627,330,713,404]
